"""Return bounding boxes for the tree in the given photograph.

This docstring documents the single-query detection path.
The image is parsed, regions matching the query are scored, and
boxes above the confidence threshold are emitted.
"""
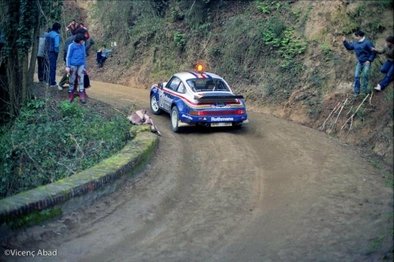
[0,0,63,122]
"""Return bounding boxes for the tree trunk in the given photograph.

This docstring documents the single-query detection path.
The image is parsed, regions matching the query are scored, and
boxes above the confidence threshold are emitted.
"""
[6,51,18,118]
[28,19,40,87]
[21,51,29,103]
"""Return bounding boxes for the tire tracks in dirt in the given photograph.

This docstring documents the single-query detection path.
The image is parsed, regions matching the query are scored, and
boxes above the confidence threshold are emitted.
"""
[1,80,392,262]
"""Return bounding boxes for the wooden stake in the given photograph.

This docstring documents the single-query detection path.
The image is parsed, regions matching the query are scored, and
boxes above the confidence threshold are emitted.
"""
[341,94,369,130]
[369,91,374,105]
[335,98,348,125]
[321,102,341,130]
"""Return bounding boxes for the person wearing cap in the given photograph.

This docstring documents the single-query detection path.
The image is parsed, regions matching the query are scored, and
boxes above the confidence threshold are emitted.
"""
[372,36,394,91]
[343,30,376,96]
[66,33,87,103]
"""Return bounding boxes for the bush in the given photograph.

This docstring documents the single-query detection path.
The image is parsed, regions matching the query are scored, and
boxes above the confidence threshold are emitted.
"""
[0,98,131,199]
[174,31,187,50]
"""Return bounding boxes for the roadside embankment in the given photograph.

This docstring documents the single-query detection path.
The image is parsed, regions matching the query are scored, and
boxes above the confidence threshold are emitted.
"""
[0,126,158,228]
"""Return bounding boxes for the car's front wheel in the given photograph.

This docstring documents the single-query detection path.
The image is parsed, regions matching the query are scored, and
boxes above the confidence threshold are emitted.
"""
[171,106,180,132]
[150,94,162,115]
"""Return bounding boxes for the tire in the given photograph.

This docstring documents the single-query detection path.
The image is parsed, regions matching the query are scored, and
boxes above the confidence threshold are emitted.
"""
[150,94,162,115]
[171,106,180,132]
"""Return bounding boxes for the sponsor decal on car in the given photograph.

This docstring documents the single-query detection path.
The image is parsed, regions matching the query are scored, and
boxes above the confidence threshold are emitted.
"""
[211,117,234,122]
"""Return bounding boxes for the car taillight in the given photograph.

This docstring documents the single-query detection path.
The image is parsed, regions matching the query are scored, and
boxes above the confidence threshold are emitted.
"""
[190,110,245,116]
[190,111,208,116]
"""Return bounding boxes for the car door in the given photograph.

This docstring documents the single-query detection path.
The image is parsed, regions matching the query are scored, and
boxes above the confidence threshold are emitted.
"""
[162,77,181,112]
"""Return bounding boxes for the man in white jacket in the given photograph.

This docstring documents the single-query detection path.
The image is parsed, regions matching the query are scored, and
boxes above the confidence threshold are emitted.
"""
[37,30,49,82]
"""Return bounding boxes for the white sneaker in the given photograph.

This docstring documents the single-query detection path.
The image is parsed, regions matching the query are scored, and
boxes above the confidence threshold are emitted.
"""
[374,84,382,91]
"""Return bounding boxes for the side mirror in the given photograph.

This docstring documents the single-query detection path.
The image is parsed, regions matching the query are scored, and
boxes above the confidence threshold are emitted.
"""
[158,83,163,89]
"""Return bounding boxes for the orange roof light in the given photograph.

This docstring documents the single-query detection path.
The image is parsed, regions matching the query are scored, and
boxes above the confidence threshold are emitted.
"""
[193,60,207,73]
[196,64,204,72]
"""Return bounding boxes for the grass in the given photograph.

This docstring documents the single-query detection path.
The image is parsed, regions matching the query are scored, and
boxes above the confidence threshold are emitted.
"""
[6,207,62,229]
[0,95,131,199]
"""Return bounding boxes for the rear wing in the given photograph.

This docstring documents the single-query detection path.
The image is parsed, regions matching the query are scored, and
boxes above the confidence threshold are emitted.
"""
[194,95,244,104]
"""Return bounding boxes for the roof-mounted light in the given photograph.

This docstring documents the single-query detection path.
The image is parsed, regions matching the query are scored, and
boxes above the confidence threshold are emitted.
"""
[194,60,207,73]
[196,64,204,72]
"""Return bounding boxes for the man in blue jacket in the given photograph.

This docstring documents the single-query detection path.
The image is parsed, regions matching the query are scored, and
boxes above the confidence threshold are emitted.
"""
[343,30,376,96]
[66,34,87,103]
[45,22,62,89]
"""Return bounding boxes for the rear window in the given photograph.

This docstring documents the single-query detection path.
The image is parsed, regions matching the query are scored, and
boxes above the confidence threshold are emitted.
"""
[186,78,230,92]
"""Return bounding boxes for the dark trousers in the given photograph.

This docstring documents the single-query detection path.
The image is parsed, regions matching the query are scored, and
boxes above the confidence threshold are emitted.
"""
[48,52,58,85]
[59,72,69,87]
[379,60,394,89]
[37,56,48,82]
[96,52,107,68]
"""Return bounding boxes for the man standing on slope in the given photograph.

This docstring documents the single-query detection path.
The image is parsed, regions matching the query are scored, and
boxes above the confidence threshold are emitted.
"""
[343,30,376,96]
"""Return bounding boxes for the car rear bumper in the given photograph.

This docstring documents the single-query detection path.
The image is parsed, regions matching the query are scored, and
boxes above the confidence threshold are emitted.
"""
[179,113,248,125]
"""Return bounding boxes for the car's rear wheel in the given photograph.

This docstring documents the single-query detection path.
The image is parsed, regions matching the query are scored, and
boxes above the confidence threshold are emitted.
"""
[171,106,180,132]
[150,94,162,115]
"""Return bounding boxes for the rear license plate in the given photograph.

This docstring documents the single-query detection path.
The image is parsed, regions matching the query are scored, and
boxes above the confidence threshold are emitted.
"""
[211,122,232,127]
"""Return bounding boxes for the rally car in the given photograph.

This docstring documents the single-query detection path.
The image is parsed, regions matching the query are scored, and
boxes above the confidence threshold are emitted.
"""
[149,65,248,132]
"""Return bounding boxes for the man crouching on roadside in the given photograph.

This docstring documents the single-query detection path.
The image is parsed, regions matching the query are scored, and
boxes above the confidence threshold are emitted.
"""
[66,33,87,103]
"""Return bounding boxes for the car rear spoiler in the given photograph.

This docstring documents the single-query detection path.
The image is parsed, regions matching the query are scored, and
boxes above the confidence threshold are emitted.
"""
[194,95,244,103]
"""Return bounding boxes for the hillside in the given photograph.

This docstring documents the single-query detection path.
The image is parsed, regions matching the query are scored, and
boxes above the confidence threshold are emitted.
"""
[65,0,393,165]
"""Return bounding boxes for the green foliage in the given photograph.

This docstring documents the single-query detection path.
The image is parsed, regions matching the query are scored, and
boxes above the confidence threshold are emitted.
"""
[256,2,271,14]
[173,31,187,50]
[256,0,288,14]
[0,98,131,199]
[320,42,332,57]
[262,19,307,68]
[171,6,185,22]
[7,208,62,229]
[91,1,157,45]
[206,11,305,102]
[58,100,84,118]
[262,17,286,47]
[377,0,394,9]
[1,0,63,57]
[277,29,307,68]
[0,0,63,120]
[151,0,170,18]
[332,1,391,38]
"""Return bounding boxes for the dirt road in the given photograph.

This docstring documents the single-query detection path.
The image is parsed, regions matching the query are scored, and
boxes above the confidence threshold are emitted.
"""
[2,80,392,262]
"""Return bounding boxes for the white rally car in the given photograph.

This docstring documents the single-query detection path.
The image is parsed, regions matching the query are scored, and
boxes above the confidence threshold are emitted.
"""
[149,65,248,132]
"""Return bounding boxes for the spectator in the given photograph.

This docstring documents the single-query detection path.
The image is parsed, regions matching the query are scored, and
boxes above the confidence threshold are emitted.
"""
[66,20,79,35]
[36,29,49,82]
[96,45,112,68]
[45,22,62,89]
[73,24,93,56]
[85,37,95,57]
[343,30,376,96]
[59,34,76,89]
[66,33,87,103]
[373,36,394,91]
